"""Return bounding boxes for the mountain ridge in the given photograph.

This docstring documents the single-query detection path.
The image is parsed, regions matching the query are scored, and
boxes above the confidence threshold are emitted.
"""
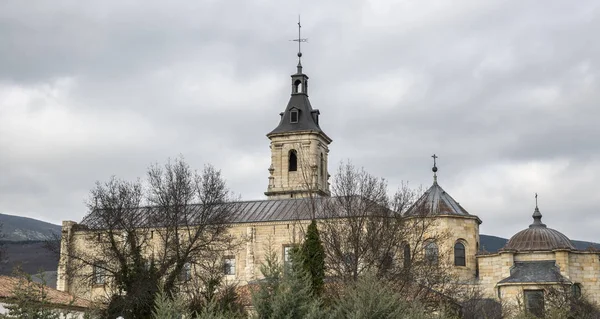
[0,213,61,241]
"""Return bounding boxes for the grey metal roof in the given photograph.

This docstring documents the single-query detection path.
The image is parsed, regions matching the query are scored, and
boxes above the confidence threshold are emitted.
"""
[498,261,570,284]
[79,197,393,230]
[228,198,326,223]
[404,181,479,222]
[501,206,575,252]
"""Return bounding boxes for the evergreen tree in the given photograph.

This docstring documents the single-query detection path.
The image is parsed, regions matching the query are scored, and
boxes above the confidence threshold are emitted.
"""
[330,273,432,319]
[300,219,326,296]
[251,244,327,319]
[152,287,191,319]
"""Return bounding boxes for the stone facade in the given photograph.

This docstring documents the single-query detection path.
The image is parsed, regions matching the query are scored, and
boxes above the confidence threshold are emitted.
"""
[57,219,313,301]
[477,248,600,311]
[265,132,330,199]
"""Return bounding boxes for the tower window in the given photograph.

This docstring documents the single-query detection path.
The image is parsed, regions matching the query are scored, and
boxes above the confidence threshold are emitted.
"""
[424,240,438,264]
[320,153,324,179]
[454,241,466,266]
[290,110,299,123]
[294,79,302,93]
[289,150,297,172]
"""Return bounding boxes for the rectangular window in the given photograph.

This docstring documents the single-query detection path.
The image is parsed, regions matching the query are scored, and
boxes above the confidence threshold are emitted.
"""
[224,257,236,276]
[93,264,106,285]
[524,290,545,317]
[179,263,192,282]
[290,110,299,123]
[283,245,295,272]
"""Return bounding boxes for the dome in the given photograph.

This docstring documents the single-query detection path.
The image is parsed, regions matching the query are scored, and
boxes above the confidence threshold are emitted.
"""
[501,205,575,252]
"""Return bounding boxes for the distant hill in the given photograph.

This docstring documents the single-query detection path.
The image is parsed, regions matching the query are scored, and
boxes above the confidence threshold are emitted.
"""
[0,213,61,241]
[0,241,59,280]
[480,234,600,253]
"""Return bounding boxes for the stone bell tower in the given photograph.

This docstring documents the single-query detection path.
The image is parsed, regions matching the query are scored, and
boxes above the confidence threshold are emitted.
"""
[265,21,332,200]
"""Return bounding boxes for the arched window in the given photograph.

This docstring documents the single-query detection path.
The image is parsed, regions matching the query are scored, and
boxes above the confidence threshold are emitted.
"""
[425,241,438,264]
[294,79,302,93]
[288,150,297,172]
[454,241,466,266]
[403,243,411,268]
[320,153,324,179]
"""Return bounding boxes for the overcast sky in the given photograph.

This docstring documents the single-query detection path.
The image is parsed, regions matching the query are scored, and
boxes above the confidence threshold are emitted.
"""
[1,0,599,242]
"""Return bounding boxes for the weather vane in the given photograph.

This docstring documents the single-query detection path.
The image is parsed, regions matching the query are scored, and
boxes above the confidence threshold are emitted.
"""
[290,16,308,63]
[431,154,438,183]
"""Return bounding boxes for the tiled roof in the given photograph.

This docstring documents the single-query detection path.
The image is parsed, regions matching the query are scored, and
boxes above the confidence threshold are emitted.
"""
[0,275,92,309]
[404,181,479,222]
[498,261,569,284]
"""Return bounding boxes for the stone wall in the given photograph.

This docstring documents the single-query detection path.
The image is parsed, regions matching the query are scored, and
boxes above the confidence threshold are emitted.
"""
[266,132,330,199]
[421,216,480,281]
[57,219,311,301]
[477,250,600,310]
[477,252,514,297]
[568,251,600,302]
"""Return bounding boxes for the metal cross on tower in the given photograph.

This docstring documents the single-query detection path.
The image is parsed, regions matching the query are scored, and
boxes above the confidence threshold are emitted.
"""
[291,16,308,63]
[432,154,438,183]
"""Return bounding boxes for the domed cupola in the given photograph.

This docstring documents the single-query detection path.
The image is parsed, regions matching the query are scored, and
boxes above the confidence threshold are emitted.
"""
[501,195,575,252]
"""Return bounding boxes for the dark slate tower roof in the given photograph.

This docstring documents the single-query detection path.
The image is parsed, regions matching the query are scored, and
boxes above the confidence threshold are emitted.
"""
[404,157,481,223]
[404,181,479,221]
[498,261,569,284]
[267,62,330,142]
[501,200,575,252]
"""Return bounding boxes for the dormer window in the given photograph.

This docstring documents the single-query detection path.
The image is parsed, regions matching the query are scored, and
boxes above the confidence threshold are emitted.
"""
[290,110,299,123]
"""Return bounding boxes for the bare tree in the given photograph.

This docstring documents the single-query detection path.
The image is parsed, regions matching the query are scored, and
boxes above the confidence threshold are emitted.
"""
[146,159,238,295]
[317,161,461,308]
[318,161,407,281]
[59,156,238,319]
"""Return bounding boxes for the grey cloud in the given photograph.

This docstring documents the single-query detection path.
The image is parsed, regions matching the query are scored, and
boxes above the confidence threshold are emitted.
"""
[1,0,600,242]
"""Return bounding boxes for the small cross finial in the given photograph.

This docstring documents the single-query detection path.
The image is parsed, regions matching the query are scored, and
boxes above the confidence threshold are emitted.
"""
[431,154,438,183]
[290,16,308,69]
[535,193,538,207]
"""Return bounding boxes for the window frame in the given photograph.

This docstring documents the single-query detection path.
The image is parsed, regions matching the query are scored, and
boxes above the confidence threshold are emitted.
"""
[424,240,439,264]
[402,243,411,269]
[290,110,299,123]
[454,241,466,267]
[288,150,298,172]
[572,283,582,299]
[283,244,297,273]
[223,256,236,276]
[524,289,545,317]
[93,263,107,286]
[180,262,192,282]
